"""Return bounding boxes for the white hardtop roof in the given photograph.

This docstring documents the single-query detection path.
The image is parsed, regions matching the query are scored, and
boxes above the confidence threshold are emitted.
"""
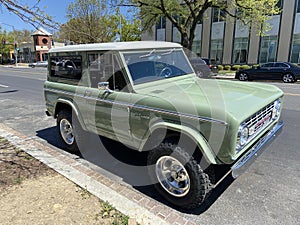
[49,41,182,53]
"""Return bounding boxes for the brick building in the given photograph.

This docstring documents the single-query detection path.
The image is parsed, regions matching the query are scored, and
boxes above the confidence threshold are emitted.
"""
[32,27,52,62]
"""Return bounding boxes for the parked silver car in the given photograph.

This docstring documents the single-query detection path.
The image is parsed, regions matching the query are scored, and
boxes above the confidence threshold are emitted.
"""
[29,61,48,68]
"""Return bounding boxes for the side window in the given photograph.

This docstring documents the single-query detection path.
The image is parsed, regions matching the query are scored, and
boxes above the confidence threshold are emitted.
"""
[88,52,128,91]
[275,63,289,68]
[50,56,82,79]
[261,63,274,68]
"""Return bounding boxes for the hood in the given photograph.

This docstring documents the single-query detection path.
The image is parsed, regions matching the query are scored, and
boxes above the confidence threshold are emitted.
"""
[134,75,284,123]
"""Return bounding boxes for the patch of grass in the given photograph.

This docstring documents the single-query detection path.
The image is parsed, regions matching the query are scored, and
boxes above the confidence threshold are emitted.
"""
[101,201,114,218]
[14,176,23,185]
[79,185,92,199]
[120,215,130,224]
[98,201,132,224]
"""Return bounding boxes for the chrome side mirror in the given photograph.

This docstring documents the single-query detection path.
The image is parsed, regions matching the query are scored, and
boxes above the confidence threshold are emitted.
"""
[98,82,113,94]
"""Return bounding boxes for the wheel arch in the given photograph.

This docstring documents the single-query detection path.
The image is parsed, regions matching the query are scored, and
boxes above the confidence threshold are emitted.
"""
[139,121,218,165]
[54,99,87,131]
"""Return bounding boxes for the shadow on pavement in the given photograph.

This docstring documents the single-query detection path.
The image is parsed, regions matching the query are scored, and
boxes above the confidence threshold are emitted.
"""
[0,90,18,94]
[36,126,235,215]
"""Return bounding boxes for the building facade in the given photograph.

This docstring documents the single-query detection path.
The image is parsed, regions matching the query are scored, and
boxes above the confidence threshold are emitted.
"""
[32,27,53,62]
[142,0,300,65]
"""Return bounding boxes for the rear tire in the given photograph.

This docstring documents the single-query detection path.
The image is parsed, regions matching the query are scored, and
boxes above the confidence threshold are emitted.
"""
[57,109,82,153]
[147,139,213,210]
[282,73,295,83]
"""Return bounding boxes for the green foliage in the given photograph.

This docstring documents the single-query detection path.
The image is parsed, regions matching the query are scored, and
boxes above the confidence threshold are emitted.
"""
[0,29,15,59]
[58,0,141,43]
[101,201,114,217]
[224,65,231,71]
[218,65,224,71]
[79,186,92,199]
[118,0,280,49]
[240,65,251,70]
[231,65,241,71]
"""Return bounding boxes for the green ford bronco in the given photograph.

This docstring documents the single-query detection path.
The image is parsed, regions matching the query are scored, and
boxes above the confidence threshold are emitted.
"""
[44,41,283,209]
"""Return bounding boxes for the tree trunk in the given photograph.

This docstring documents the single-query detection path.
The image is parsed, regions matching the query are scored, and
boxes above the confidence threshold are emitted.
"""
[181,33,193,50]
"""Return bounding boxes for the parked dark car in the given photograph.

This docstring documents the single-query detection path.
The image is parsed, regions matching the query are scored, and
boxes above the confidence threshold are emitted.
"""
[235,62,300,83]
[202,57,218,74]
[189,57,212,78]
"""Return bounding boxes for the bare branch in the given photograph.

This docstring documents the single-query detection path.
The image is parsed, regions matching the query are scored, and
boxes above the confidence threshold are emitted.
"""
[0,0,61,30]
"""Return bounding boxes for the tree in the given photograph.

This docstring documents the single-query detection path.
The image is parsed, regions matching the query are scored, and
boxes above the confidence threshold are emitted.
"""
[10,29,33,43]
[60,0,117,43]
[115,8,141,41]
[118,0,281,50]
[0,0,59,29]
[58,0,141,44]
[0,29,14,61]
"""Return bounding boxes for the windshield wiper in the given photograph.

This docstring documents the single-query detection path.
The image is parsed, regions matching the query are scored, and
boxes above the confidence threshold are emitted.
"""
[160,48,175,56]
[139,49,156,58]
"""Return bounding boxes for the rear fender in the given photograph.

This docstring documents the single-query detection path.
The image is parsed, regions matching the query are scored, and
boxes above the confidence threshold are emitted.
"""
[54,98,87,131]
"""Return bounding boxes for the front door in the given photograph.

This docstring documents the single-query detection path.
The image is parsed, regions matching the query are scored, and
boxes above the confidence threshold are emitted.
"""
[84,51,133,145]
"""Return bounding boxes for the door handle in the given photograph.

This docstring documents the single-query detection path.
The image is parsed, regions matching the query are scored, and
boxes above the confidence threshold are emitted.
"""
[84,90,92,97]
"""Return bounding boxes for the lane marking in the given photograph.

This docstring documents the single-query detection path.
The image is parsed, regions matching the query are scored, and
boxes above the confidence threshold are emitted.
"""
[285,93,300,97]
[0,84,9,88]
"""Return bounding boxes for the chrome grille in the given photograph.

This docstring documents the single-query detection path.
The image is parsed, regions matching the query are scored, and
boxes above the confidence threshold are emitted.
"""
[236,99,281,153]
[245,102,275,136]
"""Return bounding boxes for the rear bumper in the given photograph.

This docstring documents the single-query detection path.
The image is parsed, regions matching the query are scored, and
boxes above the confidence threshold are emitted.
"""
[231,121,283,178]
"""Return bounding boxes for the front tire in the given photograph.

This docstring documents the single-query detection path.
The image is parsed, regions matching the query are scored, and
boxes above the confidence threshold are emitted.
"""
[238,72,248,81]
[147,140,212,209]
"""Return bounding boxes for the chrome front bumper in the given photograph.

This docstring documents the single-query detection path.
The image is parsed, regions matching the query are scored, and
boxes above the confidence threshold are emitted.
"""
[231,121,283,178]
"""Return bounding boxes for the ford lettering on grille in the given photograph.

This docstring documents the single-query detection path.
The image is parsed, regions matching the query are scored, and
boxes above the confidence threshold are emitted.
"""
[246,102,275,139]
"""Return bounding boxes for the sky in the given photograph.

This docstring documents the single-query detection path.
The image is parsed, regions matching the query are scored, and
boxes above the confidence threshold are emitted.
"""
[0,0,134,33]
[0,0,80,32]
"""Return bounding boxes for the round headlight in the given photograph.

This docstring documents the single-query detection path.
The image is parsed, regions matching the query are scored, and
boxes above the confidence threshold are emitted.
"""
[238,124,249,149]
[272,100,281,119]
[240,126,249,146]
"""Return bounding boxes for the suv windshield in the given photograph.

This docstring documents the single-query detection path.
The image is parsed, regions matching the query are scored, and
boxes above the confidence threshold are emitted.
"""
[122,49,194,84]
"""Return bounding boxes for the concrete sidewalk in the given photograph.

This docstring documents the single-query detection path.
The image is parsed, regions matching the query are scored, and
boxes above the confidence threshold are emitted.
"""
[0,123,197,225]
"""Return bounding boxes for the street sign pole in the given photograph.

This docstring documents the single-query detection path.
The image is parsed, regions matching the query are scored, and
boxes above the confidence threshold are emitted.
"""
[14,49,18,67]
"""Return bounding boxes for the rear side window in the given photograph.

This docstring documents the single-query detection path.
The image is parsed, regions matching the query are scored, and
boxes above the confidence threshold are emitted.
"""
[50,56,82,79]
[275,63,289,68]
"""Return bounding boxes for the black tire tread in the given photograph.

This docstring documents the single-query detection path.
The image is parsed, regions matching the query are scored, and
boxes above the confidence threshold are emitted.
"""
[57,109,80,153]
[147,141,212,210]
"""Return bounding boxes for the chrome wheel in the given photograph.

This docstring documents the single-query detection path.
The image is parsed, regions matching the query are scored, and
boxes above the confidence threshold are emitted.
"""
[282,74,295,83]
[59,118,74,145]
[239,73,248,81]
[155,156,190,197]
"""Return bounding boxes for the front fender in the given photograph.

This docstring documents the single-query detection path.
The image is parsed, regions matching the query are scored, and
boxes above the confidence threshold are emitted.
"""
[139,121,218,165]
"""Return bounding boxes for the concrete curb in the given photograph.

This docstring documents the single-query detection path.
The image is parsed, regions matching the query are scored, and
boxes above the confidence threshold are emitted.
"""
[0,123,196,225]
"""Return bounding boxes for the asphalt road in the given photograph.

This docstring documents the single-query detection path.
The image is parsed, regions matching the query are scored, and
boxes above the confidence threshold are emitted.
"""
[0,66,299,225]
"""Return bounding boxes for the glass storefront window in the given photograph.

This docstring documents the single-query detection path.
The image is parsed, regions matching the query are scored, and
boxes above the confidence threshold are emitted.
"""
[192,41,201,56]
[210,39,223,64]
[291,34,300,63]
[259,36,278,63]
[233,37,249,64]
